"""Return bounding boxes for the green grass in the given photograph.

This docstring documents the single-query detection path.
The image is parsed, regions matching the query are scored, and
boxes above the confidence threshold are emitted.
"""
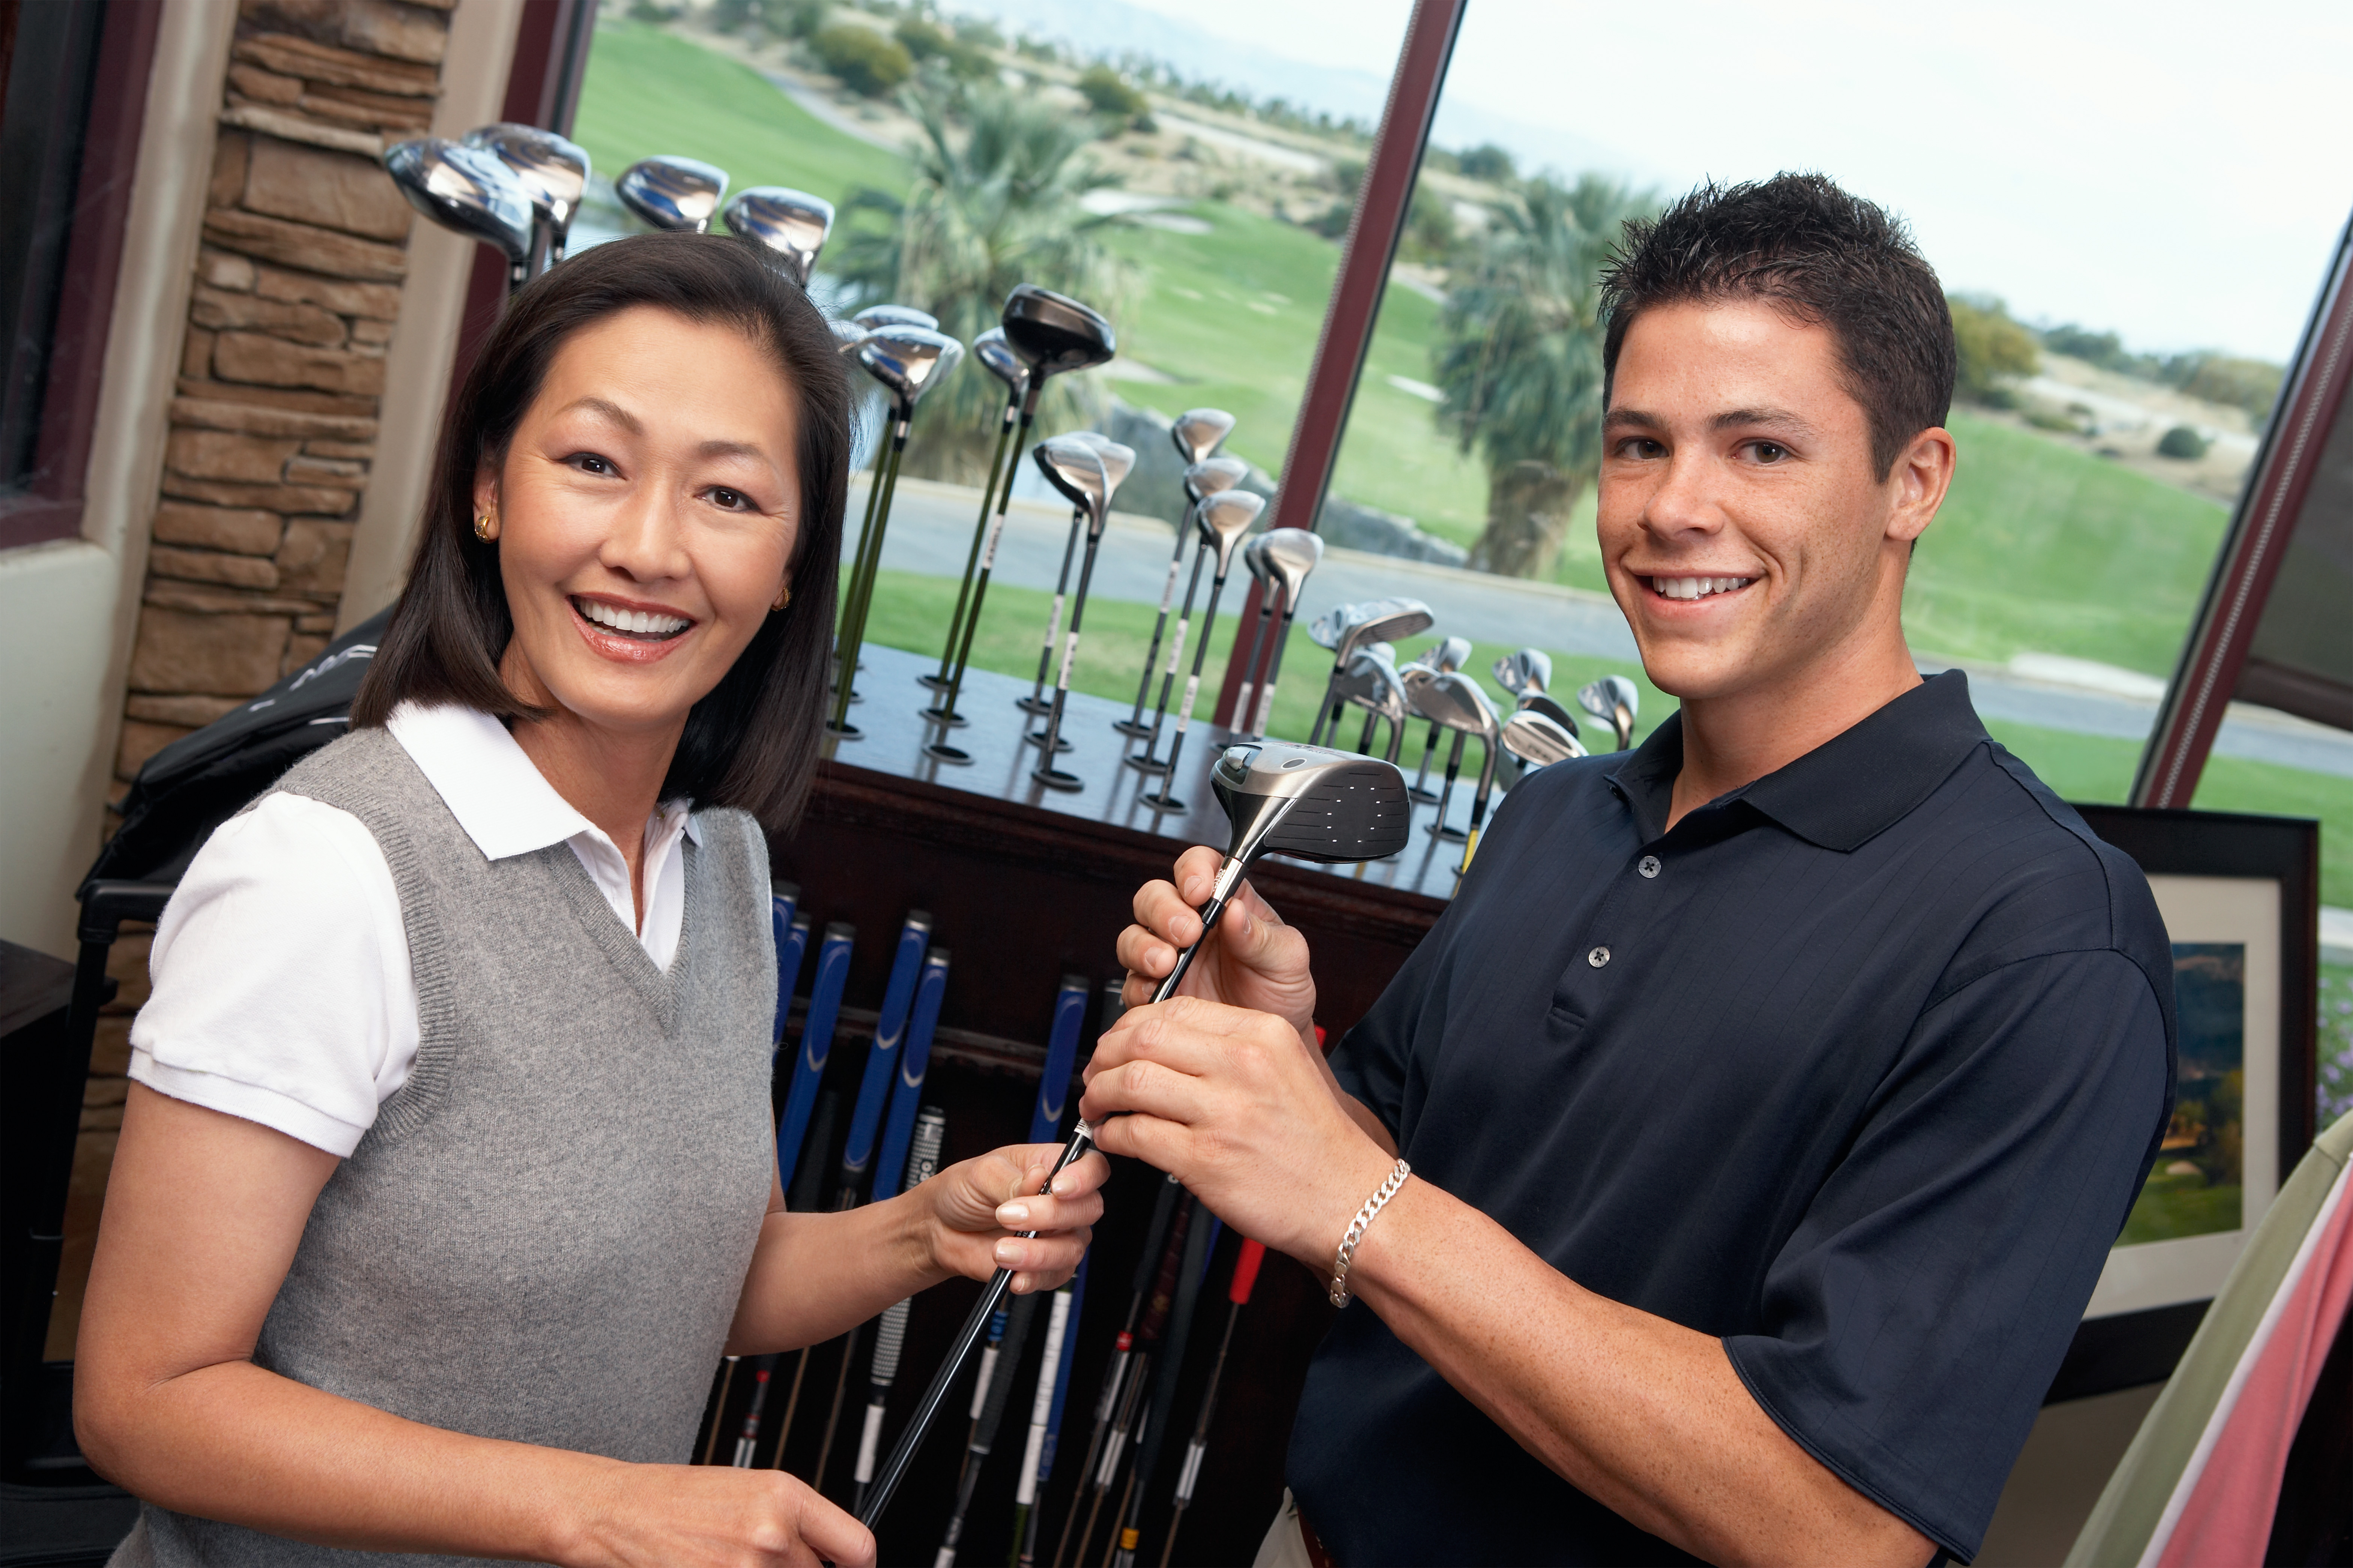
[2120,1170,2241,1247]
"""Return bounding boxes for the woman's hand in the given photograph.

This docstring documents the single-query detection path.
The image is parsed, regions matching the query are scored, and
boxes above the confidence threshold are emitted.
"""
[922,1143,1109,1295]
[567,1460,872,1568]
[1080,995,1393,1268]
[1116,845,1316,1045]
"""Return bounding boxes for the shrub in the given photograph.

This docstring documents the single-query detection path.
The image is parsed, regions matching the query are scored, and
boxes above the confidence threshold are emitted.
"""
[1306,200,1352,239]
[1948,293,2039,405]
[894,16,990,78]
[1076,64,1147,119]
[2157,424,2210,460]
[2167,353,2284,423]
[1457,143,1516,183]
[811,22,912,96]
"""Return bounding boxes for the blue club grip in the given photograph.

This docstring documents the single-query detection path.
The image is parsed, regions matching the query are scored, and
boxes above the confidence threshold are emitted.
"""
[871,947,951,1203]
[840,911,932,1187]
[1030,975,1092,1146]
[775,922,854,1194]
[772,915,809,1054]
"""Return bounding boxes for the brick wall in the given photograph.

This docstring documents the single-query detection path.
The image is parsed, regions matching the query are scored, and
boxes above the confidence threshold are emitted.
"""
[56,0,460,1359]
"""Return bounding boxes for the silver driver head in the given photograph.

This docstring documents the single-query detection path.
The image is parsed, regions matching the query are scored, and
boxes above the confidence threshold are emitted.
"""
[1492,648,1552,697]
[1001,284,1116,378]
[383,138,534,266]
[1170,407,1236,466]
[1034,434,1111,530]
[855,303,938,332]
[722,186,833,285]
[1067,431,1136,512]
[462,123,588,250]
[616,155,729,232]
[857,325,964,412]
[1501,707,1586,768]
[1183,455,1250,506]
[1195,491,1264,576]
[973,327,1026,394]
[1210,741,1411,868]
[1256,527,1324,614]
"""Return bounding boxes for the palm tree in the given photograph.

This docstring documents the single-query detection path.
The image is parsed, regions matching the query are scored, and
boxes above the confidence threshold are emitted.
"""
[832,83,1136,482]
[1432,174,1651,578]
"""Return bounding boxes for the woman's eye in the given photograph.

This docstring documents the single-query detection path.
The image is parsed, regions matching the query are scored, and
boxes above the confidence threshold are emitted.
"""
[708,487,748,511]
[570,453,614,475]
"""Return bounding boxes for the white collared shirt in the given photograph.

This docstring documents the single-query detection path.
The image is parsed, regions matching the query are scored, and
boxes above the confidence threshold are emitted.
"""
[129,703,701,1156]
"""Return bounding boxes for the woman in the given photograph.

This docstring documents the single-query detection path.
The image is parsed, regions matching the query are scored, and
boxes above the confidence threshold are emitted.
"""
[75,234,1105,1567]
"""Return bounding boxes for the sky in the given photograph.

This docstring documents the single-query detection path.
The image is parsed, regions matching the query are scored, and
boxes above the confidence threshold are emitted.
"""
[953,0,2353,362]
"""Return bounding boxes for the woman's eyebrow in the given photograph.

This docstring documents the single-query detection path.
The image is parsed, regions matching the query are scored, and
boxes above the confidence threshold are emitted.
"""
[695,438,771,463]
[555,395,643,432]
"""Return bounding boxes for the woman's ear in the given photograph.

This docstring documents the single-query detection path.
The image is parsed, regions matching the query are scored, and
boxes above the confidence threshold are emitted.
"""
[471,467,499,524]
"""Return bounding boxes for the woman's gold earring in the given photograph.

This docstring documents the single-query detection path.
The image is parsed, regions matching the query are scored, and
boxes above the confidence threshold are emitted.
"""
[474,513,498,542]
[772,583,792,611]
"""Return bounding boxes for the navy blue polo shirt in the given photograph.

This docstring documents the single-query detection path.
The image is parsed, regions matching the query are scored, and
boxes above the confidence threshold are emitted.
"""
[1289,671,2175,1566]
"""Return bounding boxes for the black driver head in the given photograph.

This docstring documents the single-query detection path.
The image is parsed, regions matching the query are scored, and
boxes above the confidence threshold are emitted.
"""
[1210,741,1411,865]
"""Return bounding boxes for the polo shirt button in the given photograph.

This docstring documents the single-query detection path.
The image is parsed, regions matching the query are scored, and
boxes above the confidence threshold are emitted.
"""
[1588,946,1611,968]
[1638,855,1661,879]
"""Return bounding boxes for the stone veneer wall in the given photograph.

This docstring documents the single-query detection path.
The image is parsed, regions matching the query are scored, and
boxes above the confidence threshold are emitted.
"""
[58,0,460,1358]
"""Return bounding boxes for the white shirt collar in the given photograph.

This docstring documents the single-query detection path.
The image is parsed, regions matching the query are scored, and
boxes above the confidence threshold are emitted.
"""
[385,701,702,861]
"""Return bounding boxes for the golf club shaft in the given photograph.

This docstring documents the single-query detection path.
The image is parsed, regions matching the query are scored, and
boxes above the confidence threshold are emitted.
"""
[1250,611,1300,740]
[1031,522,1107,773]
[936,405,1038,725]
[1230,593,1279,740]
[936,398,1020,686]
[1155,1239,1264,1568]
[1135,543,1210,768]
[1125,523,1193,723]
[1028,512,1085,707]
[831,419,910,728]
[1142,570,1232,808]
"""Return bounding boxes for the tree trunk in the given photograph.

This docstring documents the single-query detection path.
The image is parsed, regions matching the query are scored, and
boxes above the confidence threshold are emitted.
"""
[1469,460,1580,578]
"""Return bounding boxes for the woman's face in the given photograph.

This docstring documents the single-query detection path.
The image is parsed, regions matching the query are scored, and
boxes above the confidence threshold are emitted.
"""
[478,305,801,742]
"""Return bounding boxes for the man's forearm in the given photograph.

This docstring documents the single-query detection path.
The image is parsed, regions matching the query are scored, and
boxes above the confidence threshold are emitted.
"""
[1345,1180,1933,1568]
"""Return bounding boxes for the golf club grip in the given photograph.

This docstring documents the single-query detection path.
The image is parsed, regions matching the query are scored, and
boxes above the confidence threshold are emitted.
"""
[858,1127,1098,1528]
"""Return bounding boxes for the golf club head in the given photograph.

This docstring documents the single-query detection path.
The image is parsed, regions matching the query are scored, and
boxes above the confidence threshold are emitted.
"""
[462,123,588,252]
[1170,407,1236,467]
[855,303,939,332]
[1241,533,1273,586]
[857,326,964,414]
[1492,648,1553,697]
[1183,455,1250,506]
[973,327,1026,395]
[1067,431,1136,512]
[1331,598,1434,664]
[1408,669,1499,740]
[1414,635,1473,676]
[616,155,729,232]
[829,319,871,354]
[1256,527,1324,614]
[1195,490,1264,575]
[1516,692,1583,736]
[1578,675,1641,748]
[1210,741,1412,866]
[1337,645,1409,722]
[722,186,833,285]
[1309,602,1358,652]
[382,138,533,267]
[1501,707,1586,768]
[1001,284,1116,379]
[1033,434,1111,530]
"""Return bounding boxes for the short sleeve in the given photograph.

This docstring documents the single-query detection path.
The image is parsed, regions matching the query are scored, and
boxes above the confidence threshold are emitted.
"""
[130,792,418,1156]
[1723,948,2171,1559]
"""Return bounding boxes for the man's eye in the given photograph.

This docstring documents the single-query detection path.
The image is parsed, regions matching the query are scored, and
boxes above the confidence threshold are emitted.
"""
[1751,442,1788,463]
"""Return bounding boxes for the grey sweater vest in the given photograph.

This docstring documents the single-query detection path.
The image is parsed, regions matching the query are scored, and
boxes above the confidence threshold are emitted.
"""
[118,726,777,1566]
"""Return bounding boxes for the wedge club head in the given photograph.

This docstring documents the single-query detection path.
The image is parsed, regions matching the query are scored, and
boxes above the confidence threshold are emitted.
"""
[857,326,964,414]
[1001,284,1116,379]
[1410,670,1499,742]
[1578,675,1640,750]
[1183,455,1250,506]
[1196,490,1264,575]
[1309,603,1358,651]
[383,138,533,273]
[1034,435,1111,533]
[1517,692,1583,735]
[616,155,729,232]
[723,186,833,285]
[462,123,588,262]
[1324,598,1433,664]
[1502,707,1586,768]
[855,303,939,332]
[1414,635,1473,676]
[1170,407,1236,466]
[1492,648,1553,697]
[973,327,1026,395]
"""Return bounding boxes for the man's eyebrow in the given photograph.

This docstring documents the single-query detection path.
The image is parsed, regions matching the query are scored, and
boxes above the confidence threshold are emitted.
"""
[556,395,643,432]
[1604,407,1664,431]
[1711,406,1820,439]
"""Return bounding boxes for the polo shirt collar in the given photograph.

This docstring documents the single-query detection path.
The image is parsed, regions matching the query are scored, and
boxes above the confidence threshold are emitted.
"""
[1607,670,1988,853]
[384,701,701,861]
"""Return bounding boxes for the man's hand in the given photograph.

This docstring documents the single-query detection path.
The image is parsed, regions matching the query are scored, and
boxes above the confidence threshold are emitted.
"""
[1081,995,1393,1266]
[922,1144,1108,1296]
[1116,846,1316,1045]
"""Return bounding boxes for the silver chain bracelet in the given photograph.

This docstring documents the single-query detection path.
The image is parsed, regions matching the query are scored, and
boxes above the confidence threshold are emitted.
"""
[1330,1159,1411,1308]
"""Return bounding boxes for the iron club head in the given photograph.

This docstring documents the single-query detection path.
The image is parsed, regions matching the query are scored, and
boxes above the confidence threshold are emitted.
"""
[723,186,834,285]
[1492,648,1553,697]
[1578,674,1641,749]
[1337,645,1410,724]
[616,155,729,232]
[1501,707,1586,768]
[1001,284,1116,380]
[462,123,588,260]
[829,319,871,354]
[857,325,964,415]
[1323,598,1433,665]
[1183,455,1250,506]
[973,327,1026,396]
[1195,491,1264,577]
[382,138,533,272]
[1170,408,1236,466]
[1413,635,1473,676]
[854,303,939,332]
[1516,692,1583,735]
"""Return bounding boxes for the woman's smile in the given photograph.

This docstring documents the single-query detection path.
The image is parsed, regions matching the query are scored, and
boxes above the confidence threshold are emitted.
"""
[568,592,696,664]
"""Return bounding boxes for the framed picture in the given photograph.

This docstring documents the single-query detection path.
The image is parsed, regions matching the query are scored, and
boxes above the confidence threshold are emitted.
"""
[2045,806,2319,1401]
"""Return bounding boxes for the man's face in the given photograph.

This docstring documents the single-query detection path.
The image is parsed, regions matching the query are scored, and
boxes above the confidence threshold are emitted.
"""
[1598,299,1937,706]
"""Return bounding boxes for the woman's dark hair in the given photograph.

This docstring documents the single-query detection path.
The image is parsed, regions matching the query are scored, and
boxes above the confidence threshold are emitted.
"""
[353,231,851,832]
[1598,173,1956,480]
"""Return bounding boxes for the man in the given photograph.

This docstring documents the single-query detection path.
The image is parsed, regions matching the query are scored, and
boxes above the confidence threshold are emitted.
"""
[1080,174,2175,1566]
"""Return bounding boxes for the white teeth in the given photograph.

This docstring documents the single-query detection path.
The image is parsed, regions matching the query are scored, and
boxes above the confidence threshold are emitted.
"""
[579,599,689,636]
[1651,575,1753,601]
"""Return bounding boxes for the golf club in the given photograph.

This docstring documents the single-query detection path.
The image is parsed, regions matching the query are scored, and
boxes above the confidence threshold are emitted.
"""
[1125,458,1249,766]
[1578,674,1641,751]
[853,302,939,331]
[1492,647,1553,700]
[922,327,1027,706]
[1104,1200,1216,1568]
[1136,490,1264,808]
[857,745,1410,1533]
[830,319,871,353]
[722,186,834,286]
[1516,691,1583,734]
[1116,410,1236,738]
[828,325,964,736]
[615,154,728,232]
[1022,430,1134,724]
[1305,598,1433,748]
[1500,706,1587,773]
[1334,644,1411,763]
[1406,671,1499,855]
[461,123,587,274]
[1404,635,1473,801]
[1153,1237,1266,1568]
[1232,529,1324,742]
[1026,436,1135,789]
[1013,1269,1082,1568]
[382,138,534,296]
[924,285,1117,763]
[847,1107,946,1514]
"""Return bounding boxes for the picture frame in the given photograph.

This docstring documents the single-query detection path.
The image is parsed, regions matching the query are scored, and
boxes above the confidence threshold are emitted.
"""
[2044,805,2320,1402]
